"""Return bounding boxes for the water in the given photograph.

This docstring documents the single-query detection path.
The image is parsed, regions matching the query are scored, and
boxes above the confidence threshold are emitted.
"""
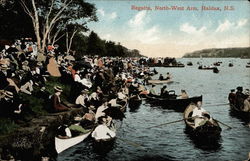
[57,58,250,161]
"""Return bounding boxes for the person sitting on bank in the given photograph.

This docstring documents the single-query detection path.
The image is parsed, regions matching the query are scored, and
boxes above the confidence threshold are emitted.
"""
[192,101,210,128]
[159,74,164,80]
[50,86,70,112]
[179,90,189,99]
[160,85,169,97]
[91,116,116,141]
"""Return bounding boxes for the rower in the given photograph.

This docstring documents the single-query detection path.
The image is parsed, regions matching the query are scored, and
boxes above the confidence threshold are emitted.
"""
[91,116,116,141]
[160,85,169,97]
[159,74,164,80]
[165,72,171,80]
[149,84,157,97]
[179,90,189,99]
[192,101,210,128]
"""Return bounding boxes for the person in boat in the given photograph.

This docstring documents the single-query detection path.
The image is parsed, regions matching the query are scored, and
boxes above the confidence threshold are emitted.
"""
[160,85,169,97]
[91,116,116,141]
[75,89,90,112]
[192,101,210,128]
[57,124,72,139]
[159,74,164,80]
[95,98,109,121]
[50,86,70,112]
[80,106,96,129]
[149,84,158,97]
[243,96,250,112]
[179,90,189,99]
[235,86,247,109]
[165,72,171,80]
[228,89,236,104]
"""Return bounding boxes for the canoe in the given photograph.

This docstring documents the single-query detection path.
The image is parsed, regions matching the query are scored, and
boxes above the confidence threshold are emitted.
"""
[146,95,202,112]
[148,79,173,84]
[183,103,221,139]
[198,66,217,70]
[55,129,92,153]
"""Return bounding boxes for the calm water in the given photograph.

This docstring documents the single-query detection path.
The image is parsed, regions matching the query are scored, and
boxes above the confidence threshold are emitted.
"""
[57,58,250,161]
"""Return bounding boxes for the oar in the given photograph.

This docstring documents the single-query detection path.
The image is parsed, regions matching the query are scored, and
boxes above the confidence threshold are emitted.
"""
[147,116,196,129]
[116,138,143,148]
[204,103,229,107]
[213,119,232,129]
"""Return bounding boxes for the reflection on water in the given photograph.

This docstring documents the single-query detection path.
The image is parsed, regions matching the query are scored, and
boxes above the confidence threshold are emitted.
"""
[57,58,250,161]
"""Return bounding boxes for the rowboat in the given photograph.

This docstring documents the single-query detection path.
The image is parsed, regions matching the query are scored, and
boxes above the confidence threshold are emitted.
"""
[145,95,202,112]
[183,103,221,139]
[229,103,250,123]
[55,129,92,153]
[148,79,173,84]
[128,96,142,111]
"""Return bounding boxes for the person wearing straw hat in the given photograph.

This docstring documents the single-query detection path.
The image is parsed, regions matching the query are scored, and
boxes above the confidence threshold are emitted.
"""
[50,86,69,112]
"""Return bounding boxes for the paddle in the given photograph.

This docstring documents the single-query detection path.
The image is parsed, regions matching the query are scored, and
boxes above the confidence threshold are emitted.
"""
[147,116,196,129]
[213,119,232,129]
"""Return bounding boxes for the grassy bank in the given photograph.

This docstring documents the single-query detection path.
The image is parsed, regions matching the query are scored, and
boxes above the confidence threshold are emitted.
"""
[0,76,71,135]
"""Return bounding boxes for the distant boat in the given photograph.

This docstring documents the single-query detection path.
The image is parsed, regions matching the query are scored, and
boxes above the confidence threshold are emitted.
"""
[148,79,173,84]
[187,62,193,66]
[228,63,233,67]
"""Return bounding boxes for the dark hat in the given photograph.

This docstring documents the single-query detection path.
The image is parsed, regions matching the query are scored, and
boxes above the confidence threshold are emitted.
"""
[236,86,243,91]
[230,89,235,92]
[54,86,63,92]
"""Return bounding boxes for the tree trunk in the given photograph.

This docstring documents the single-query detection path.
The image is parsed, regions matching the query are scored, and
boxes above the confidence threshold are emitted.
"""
[66,29,77,55]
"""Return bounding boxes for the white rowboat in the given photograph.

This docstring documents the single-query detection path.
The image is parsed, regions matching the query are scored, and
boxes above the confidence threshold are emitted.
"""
[55,130,92,154]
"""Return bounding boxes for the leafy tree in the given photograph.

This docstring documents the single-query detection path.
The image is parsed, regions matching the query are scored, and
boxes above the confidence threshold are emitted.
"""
[18,0,97,52]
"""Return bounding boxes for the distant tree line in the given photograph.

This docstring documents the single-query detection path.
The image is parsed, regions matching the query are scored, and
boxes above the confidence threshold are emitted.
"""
[183,47,250,58]
[0,0,141,57]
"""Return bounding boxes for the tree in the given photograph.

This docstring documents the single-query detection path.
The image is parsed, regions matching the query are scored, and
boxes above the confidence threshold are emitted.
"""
[87,31,106,56]
[0,0,34,40]
[19,0,97,53]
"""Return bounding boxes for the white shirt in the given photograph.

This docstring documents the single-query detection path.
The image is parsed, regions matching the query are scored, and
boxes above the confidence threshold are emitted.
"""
[118,92,126,100]
[91,124,116,140]
[109,99,118,107]
[192,107,206,117]
[75,94,87,106]
[95,105,108,120]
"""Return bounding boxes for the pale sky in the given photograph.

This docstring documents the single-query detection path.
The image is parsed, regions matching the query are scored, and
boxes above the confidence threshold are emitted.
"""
[86,0,250,58]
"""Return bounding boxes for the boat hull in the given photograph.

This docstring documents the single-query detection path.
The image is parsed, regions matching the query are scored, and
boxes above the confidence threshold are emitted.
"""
[55,130,91,154]
[146,95,202,112]
[183,104,221,140]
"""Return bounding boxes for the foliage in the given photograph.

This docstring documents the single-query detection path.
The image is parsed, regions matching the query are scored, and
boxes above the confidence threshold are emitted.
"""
[0,118,19,135]
[183,47,250,58]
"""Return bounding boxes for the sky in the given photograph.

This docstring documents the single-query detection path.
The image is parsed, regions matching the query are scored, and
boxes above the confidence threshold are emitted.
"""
[86,0,250,58]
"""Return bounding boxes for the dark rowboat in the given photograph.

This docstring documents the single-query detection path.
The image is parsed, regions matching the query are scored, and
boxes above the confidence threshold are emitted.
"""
[128,96,142,111]
[229,103,250,123]
[145,95,202,112]
[183,104,221,139]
